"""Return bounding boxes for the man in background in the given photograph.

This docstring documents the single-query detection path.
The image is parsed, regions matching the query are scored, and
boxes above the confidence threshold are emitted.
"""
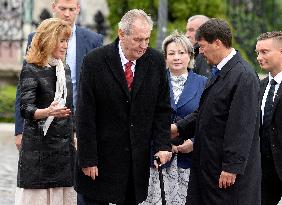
[14,0,103,149]
[256,31,282,205]
[186,15,211,77]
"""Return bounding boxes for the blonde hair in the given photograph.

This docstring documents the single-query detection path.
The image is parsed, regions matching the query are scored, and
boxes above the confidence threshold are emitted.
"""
[26,18,72,66]
[162,30,195,68]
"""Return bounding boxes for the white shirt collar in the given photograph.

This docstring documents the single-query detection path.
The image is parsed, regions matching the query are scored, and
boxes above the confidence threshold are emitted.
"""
[72,24,76,36]
[269,70,282,85]
[217,48,236,70]
[118,41,136,66]
[170,72,188,80]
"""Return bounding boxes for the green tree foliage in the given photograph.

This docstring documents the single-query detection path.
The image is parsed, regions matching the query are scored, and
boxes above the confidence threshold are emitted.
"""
[106,0,225,45]
[261,0,282,31]
[0,86,16,122]
[166,0,226,35]
[168,0,225,21]
[106,0,282,71]
[227,0,282,72]
[106,0,159,41]
[167,0,250,64]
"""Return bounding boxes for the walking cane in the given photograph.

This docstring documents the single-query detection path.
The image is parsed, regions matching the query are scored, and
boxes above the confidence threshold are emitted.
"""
[154,156,166,205]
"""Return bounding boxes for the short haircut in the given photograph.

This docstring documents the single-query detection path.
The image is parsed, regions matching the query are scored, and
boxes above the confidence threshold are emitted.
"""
[26,18,72,66]
[118,9,153,35]
[195,18,232,48]
[188,15,210,24]
[53,0,80,4]
[257,31,282,44]
[162,30,195,68]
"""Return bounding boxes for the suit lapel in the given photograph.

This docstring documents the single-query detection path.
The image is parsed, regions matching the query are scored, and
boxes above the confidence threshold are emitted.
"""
[105,40,130,98]
[104,41,152,100]
[176,71,197,108]
[205,74,218,89]
[204,53,236,91]
[76,27,87,83]
[273,82,282,112]
[259,77,282,124]
[131,51,150,100]
[259,78,268,127]
[260,78,268,102]
[200,53,239,108]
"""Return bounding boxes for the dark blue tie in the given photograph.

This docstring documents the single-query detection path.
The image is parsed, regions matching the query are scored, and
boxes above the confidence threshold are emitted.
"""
[261,79,277,157]
[211,65,219,78]
[263,79,277,128]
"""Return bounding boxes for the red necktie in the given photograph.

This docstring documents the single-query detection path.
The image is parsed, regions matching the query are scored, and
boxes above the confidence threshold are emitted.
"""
[125,61,133,90]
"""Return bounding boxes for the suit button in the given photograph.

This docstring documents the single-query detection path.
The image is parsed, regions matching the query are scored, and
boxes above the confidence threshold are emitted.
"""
[130,124,134,127]
[125,147,130,152]
[126,100,129,103]
[239,156,245,162]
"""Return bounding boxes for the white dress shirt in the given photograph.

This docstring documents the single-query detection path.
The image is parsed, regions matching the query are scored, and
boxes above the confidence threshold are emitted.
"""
[170,72,188,104]
[261,71,282,123]
[66,25,77,108]
[217,48,236,71]
[118,41,136,76]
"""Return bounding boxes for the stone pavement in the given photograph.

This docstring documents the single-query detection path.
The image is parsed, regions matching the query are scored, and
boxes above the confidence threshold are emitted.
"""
[0,123,17,205]
[0,123,282,205]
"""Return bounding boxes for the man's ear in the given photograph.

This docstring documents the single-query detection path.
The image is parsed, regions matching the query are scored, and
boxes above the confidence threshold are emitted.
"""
[51,2,56,13]
[215,39,222,48]
[76,3,81,14]
[118,29,125,40]
[279,47,282,54]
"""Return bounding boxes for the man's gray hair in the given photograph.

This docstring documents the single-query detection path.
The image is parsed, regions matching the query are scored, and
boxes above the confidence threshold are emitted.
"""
[118,9,153,35]
[162,30,195,68]
[188,15,210,23]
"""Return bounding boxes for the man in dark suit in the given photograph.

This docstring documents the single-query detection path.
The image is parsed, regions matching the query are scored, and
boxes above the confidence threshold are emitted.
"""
[256,31,282,205]
[171,18,261,205]
[74,9,172,205]
[14,0,103,149]
[186,15,211,78]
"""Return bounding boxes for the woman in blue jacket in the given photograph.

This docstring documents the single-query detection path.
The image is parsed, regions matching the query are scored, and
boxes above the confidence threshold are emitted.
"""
[142,31,207,205]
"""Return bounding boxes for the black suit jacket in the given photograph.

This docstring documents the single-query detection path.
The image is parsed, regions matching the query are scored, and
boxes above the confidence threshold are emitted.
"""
[177,52,261,205]
[260,77,282,180]
[74,39,171,204]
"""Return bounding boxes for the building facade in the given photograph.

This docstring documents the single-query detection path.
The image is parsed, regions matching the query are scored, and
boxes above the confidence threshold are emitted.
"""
[0,0,108,85]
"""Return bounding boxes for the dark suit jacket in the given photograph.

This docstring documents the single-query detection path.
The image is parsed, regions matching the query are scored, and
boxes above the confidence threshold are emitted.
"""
[260,77,282,180]
[14,26,103,135]
[177,52,261,205]
[74,39,171,204]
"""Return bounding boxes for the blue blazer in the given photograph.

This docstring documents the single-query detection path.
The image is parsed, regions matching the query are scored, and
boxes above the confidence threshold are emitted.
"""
[14,26,103,135]
[168,69,207,168]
